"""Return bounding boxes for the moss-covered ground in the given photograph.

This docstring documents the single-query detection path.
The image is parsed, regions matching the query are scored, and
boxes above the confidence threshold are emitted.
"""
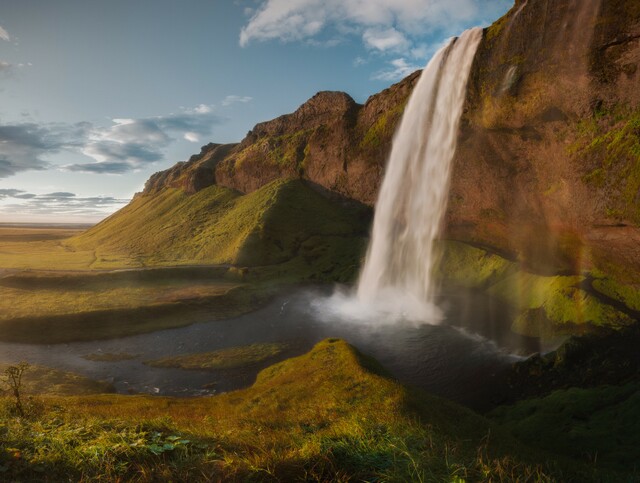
[145,342,290,370]
[0,340,623,482]
[438,241,639,339]
[489,383,640,470]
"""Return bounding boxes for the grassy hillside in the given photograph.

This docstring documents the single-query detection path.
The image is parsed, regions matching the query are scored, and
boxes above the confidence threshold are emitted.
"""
[0,339,615,482]
[68,178,368,269]
[0,179,369,343]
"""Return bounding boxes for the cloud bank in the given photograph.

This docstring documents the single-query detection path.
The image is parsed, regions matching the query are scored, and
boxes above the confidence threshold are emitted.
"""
[0,105,224,177]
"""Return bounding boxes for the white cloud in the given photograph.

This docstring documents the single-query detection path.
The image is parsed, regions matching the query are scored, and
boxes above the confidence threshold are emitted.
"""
[363,27,409,52]
[240,0,510,55]
[0,26,9,42]
[372,58,421,82]
[193,104,213,114]
[184,132,200,142]
[222,95,253,106]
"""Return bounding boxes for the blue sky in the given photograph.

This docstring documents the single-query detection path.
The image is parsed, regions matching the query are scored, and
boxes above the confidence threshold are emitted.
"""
[0,0,511,222]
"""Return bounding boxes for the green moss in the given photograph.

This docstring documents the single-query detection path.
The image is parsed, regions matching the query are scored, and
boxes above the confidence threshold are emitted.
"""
[490,272,632,334]
[592,276,640,312]
[438,241,633,339]
[360,102,406,152]
[145,342,290,370]
[572,108,640,222]
[438,241,516,288]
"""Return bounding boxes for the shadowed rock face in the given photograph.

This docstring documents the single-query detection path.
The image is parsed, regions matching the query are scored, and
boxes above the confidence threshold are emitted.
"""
[143,0,640,280]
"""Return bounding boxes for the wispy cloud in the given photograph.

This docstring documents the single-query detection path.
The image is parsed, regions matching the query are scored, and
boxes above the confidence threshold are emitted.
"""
[363,27,409,53]
[0,26,10,42]
[372,58,421,82]
[221,95,253,107]
[0,104,224,177]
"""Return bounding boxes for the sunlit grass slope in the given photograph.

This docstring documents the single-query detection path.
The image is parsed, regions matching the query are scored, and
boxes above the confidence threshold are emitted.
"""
[0,340,612,482]
[68,178,367,269]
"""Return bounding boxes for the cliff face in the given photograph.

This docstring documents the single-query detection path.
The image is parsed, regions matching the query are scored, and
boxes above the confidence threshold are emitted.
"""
[142,143,237,195]
[144,72,420,205]
[448,0,640,279]
[143,0,640,280]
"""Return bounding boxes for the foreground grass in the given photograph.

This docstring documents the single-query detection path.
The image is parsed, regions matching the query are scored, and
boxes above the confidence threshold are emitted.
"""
[490,383,640,470]
[0,340,617,482]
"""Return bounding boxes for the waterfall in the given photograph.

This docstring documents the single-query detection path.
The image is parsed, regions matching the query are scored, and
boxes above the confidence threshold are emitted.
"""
[356,28,483,322]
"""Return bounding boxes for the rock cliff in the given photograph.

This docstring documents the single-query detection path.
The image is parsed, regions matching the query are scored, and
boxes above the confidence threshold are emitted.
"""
[146,0,640,281]
[448,0,640,281]
[144,71,420,205]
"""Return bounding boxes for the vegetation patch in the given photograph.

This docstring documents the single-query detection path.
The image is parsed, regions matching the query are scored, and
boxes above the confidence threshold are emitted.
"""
[67,178,367,270]
[82,353,138,362]
[438,241,635,339]
[0,363,113,396]
[0,340,617,481]
[570,107,640,223]
[145,342,290,370]
[489,383,640,469]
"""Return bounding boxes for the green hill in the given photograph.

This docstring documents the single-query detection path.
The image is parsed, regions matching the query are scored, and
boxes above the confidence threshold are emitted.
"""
[68,178,369,276]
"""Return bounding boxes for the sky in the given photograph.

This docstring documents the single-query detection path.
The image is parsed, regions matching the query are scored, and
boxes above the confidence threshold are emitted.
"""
[0,0,511,223]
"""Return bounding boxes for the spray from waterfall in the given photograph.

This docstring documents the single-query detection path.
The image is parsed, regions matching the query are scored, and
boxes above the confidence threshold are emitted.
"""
[354,28,483,322]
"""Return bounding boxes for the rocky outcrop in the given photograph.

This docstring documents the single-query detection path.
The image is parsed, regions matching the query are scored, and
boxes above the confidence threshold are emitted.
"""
[145,72,420,205]
[142,143,237,195]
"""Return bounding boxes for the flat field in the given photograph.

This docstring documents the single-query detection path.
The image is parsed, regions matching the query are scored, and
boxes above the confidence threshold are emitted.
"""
[0,225,266,344]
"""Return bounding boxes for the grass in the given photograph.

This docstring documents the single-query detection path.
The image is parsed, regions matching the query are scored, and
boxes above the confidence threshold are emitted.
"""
[68,178,367,269]
[145,342,290,370]
[82,353,138,362]
[489,383,640,469]
[0,339,617,481]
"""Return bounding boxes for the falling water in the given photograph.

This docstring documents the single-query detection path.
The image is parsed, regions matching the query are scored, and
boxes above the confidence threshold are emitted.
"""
[356,28,483,322]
